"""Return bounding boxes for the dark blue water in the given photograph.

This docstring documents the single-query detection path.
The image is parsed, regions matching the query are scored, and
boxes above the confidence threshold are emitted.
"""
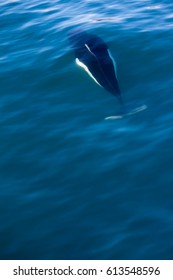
[1,0,173,260]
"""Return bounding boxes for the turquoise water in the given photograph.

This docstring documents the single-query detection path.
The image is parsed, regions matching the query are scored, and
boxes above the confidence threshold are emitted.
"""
[0,0,173,260]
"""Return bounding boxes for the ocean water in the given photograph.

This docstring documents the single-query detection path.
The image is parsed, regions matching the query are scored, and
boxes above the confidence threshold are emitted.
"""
[0,0,173,260]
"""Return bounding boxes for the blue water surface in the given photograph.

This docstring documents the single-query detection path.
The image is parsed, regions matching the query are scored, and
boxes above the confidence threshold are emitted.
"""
[0,0,173,259]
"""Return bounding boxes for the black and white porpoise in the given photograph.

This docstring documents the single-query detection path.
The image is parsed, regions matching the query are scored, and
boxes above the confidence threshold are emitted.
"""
[68,29,123,107]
